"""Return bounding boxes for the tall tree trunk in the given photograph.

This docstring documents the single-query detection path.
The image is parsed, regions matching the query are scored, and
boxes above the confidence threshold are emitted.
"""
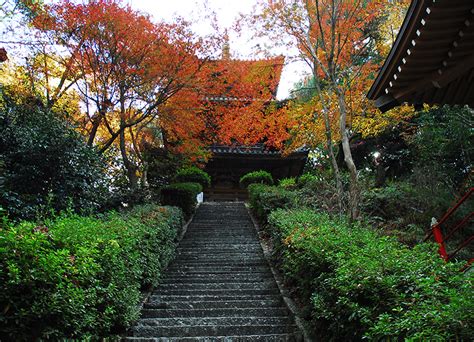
[321,109,344,211]
[87,115,101,147]
[119,127,139,191]
[313,67,344,211]
[119,91,138,190]
[336,88,360,220]
[129,125,149,190]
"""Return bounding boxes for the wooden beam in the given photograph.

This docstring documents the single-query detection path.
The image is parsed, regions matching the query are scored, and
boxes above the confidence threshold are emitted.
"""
[391,53,474,101]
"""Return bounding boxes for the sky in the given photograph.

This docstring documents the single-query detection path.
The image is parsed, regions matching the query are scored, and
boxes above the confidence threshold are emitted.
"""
[125,0,308,99]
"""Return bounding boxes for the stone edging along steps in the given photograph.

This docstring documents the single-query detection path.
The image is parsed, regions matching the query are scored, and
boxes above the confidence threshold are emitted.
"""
[124,202,303,341]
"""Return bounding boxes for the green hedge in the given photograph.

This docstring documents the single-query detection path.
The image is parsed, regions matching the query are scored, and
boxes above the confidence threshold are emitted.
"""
[161,182,202,219]
[0,204,183,340]
[296,173,319,187]
[278,177,297,189]
[240,170,274,188]
[175,167,211,188]
[248,183,296,222]
[268,208,473,340]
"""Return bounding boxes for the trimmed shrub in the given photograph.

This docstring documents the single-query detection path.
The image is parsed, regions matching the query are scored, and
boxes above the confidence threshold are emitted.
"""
[248,184,296,222]
[239,170,274,188]
[278,177,297,189]
[175,167,211,188]
[296,173,318,187]
[268,208,473,341]
[160,182,202,219]
[0,204,182,340]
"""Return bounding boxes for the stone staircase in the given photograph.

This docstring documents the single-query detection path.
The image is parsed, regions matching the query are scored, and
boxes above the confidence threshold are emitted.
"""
[125,202,301,341]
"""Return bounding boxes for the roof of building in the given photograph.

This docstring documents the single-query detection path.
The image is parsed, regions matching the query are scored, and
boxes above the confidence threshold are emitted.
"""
[208,144,308,158]
[367,0,474,112]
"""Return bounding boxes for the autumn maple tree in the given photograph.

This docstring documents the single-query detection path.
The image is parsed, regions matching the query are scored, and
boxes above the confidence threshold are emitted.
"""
[25,0,210,189]
[247,0,393,219]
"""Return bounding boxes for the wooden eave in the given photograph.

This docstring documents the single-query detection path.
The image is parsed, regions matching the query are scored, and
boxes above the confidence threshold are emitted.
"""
[367,0,474,112]
[208,144,308,160]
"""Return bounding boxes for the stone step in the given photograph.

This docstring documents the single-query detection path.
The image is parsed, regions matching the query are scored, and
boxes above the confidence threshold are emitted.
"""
[140,307,289,318]
[148,294,284,303]
[177,245,262,249]
[186,224,252,226]
[172,255,265,260]
[136,316,293,327]
[176,250,262,254]
[128,202,299,339]
[176,250,263,255]
[178,241,259,245]
[123,333,298,341]
[182,234,255,238]
[170,260,266,265]
[163,271,273,277]
[160,276,274,284]
[175,248,261,252]
[177,243,261,247]
[156,282,278,291]
[169,261,267,267]
[173,256,264,261]
[144,299,285,310]
[154,288,280,296]
[132,324,298,338]
[165,271,274,277]
[183,232,254,235]
[166,266,270,272]
[177,248,262,252]
[169,257,263,262]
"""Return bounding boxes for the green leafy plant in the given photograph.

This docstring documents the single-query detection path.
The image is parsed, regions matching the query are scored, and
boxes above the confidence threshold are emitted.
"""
[0,94,110,220]
[267,208,473,341]
[160,182,202,219]
[278,177,297,189]
[239,170,274,188]
[0,204,182,340]
[248,184,296,222]
[175,166,211,188]
[296,173,319,187]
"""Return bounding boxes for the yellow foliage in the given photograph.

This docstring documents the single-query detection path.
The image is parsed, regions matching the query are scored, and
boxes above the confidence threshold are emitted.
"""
[354,104,417,138]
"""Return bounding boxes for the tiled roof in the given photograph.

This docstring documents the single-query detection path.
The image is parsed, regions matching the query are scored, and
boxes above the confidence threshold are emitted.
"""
[208,144,308,157]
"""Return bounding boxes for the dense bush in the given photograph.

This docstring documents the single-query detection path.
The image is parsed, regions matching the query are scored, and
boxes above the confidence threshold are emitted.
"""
[411,105,472,188]
[145,146,186,190]
[361,181,418,222]
[295,169,346,214]
[278,177,296,189]
[239,170,274,188]
[160,182,202,219]
[267,208,473,341]
[248,183,296,222]
[0,95,110,220]
[175,166,211,188]
[0,204,182,340]
[296,173,319,187]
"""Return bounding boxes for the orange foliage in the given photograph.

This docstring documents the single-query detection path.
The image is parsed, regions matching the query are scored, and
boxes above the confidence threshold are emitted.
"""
[30,0,293,163]
[194,56,292,150]
[31,0,206,157]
